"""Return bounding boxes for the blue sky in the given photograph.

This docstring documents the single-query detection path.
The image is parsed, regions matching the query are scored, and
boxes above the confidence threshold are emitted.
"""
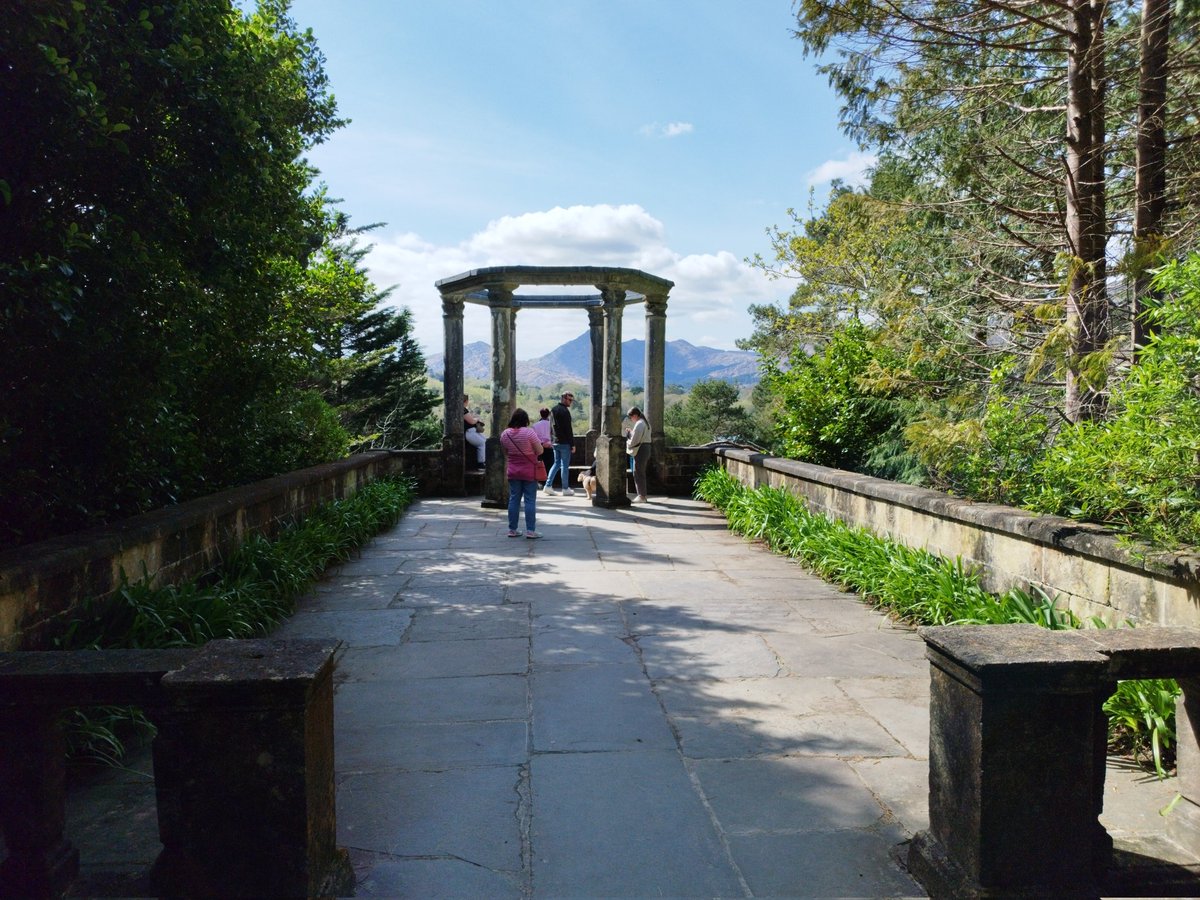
[288,0,873,353]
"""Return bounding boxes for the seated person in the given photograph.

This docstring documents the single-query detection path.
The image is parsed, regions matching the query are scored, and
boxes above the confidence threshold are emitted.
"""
[463,394,486,468]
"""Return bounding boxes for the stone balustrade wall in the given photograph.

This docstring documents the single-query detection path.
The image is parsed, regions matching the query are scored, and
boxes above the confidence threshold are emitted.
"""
[0,450,442,651]
[12,442,1196,650]
[716,448,1200,627]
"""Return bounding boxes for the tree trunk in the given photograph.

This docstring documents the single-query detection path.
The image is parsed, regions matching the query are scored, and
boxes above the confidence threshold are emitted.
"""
[1132,0,1171,357]
[1064,0,1110,423]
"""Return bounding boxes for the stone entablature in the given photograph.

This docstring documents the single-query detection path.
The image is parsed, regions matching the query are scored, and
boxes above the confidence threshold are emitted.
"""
[716,448,1200,627]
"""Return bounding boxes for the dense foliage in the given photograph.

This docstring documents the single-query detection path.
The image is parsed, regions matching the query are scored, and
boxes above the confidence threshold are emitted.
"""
[307,225,440,450]
[0,1,434,548]
[1026,258,1200,545]
[744,1,1200,550]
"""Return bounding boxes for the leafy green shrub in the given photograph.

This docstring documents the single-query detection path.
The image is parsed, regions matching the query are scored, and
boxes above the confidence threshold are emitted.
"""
[906,365,1052,504]
[764,322,903,472]
[1026,258,1200,547]
[695,466,1177,775]
[58,476,415,764]
[1104,677,1179,776]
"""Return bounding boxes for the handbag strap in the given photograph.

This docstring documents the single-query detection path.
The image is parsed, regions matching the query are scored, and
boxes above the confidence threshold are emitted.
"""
[502,429,539,464]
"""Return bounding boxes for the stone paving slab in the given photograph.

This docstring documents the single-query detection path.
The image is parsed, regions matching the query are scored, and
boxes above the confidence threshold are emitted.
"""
[271,607,413,646]
[335,674,528,725]
[392,582,510,607]
[336,636,528,681]
[530,750,746,898]
[639,631,786,680]
[347,856,523,899]
[693,756,888,832]
[767,631,926,679]
[337,766,523,868]
[337,720,529,770]
[406,602,531,641]
[532,663,677,752]
[728,828,921,898]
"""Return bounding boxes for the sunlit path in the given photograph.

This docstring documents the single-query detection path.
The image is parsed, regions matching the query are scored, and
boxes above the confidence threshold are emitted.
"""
[276,494,929,898]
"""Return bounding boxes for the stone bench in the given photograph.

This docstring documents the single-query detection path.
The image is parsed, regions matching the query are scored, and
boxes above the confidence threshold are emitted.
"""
[0,639,352,899]
[909,624,1200,898]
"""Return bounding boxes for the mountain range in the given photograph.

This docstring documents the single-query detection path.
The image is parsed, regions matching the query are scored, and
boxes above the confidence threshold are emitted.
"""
[427,332,760,387]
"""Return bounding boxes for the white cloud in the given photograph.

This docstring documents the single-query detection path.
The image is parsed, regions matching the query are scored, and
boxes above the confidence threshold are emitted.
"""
[639,121,695,139]
[363,204,784,355]
[806,150,877,188]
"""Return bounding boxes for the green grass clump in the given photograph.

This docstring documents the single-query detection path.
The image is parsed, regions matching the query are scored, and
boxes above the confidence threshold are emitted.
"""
[57,475,416,765]
[695,466,1178,775]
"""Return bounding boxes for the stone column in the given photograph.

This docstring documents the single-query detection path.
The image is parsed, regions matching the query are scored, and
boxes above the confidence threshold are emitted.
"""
[483,288,515,509]
[586,306,604,461]
[644,291,669,490]
[509,307,519,403]
[593,286,629,508]
[440,292,466,496]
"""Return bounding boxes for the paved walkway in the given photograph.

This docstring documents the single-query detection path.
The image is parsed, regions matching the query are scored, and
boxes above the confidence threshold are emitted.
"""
[63,493,1183,897]
[277,494,931,898]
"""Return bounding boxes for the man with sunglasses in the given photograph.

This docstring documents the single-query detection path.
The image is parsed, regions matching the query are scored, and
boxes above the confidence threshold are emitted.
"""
[543,391,576,496]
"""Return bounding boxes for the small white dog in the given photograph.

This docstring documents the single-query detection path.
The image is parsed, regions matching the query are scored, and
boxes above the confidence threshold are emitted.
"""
[577,469,598,499]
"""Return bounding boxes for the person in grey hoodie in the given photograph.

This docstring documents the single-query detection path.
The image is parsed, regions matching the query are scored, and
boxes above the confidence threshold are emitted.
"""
[625,407,650,502]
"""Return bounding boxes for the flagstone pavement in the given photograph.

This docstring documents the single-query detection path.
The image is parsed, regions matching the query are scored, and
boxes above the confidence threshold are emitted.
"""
[63,493,1184,897]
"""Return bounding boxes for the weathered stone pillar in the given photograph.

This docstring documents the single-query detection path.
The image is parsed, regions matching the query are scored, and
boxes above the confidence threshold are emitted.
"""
[908,625,1110,898]
[151,639,353,899]
[483,288,515,509]
[594,286,629,508]
[0,708,78,898]
[1170,678,1200,853]
[509,307,519,402]
[644,291,668,489]
[586,305,604,461]
[440,292,466,496]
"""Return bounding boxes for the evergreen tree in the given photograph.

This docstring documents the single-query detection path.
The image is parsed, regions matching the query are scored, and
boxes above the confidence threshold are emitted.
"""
[0,0,348,545]
[334,306,440,450]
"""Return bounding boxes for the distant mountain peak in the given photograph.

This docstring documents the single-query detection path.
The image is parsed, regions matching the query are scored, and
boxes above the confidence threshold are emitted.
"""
[427,333,758,387]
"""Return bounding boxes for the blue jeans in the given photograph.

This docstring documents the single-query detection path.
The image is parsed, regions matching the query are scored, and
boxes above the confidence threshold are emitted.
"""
[545,443,572,490]
[508,479,537,532]
[630,444,650,497]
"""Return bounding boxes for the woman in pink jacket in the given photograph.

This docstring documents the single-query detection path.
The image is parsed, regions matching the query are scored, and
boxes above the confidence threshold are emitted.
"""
[500,408,545,539]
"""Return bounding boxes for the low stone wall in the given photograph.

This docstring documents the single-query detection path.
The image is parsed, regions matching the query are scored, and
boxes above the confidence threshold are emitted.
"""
[657,446,719,496]
[0,450,440,651]
[716,448,1200,627]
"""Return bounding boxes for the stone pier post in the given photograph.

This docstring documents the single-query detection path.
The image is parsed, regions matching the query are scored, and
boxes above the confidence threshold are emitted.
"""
[440,292,466,496]
[908,625,1110,898]
[1170,678,1200,854]
[151,639,352,899]
[0,708,77,898]
[483,288,514,509]
[594,287,629,508]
